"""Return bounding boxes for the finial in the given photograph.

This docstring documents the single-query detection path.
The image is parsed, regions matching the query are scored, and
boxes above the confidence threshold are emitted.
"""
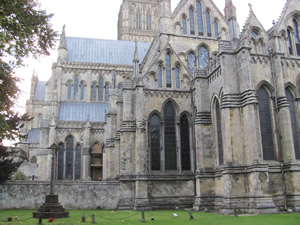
[248,3,253,13]
[133,41,139,63]
[58,25,67,50]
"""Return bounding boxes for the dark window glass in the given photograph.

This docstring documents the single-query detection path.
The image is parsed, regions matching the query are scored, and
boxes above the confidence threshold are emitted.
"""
[288,29,294,55]
[206,10,211,37]
[258,87,276,160]
[158,65,162,88]
[286,89,300,159]
[189,7,195,35]
[188,52,196,75]
[216,101,223,165]
[92,83,97,101]
[147,14,151,30]
[136,13,141,29]
[98,77,104,101]
[293,19,300,55]
[198,46,209,68]
[164,102,177,170]
[175,66,180,88]
[75,144,81,180]
[150,114,161,170]
[80,81,84,100]
[182,16,187,34]
[67,81,72,100]
[57,143,64,180]
[252,31,258,38]
[65,136,74,179]
[180,115,191,170]
[166,53,171,87]
[119,83,123,90]
[214,21,219,38]
[73,75,78,100]
[30,156,37,164]
[105,83,110,102]
[196,1,204,36]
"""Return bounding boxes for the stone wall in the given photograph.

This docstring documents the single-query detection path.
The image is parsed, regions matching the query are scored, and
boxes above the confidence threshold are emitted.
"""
[0,181,120,209]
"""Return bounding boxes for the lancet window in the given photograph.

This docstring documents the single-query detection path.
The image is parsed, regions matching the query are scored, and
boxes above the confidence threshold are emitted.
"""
[196,1,204,36]
[189,7,195,35]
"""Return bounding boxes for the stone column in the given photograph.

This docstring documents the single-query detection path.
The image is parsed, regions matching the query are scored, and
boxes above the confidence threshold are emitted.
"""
[82,120,91,180]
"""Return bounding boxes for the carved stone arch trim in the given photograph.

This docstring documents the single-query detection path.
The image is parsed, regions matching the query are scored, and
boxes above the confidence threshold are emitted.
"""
[179,111,192,123]
[285,82,298,97]
[256,81,275,97]
[210,94,221,113]
[66,79,73,85]
[161,98,180,122]
[197,43,211,55]
[148,110,162,122]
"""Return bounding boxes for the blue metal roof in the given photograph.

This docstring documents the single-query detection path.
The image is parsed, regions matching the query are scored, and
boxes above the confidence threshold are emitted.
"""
[66,37,151,65]
[27,129,40,144]
[34,81,46,100]
[58,102,109,122]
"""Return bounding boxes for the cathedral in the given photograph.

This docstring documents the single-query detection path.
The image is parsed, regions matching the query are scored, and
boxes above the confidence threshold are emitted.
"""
[21,0,300,213]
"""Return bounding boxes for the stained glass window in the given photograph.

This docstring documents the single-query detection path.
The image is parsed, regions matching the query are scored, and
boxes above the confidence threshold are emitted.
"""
[166,53,171,88]
[198,46,209,68]
[73,75,78,100]
[206,10,211,37]
[80,81,84,100]
[252,31,258,38]
[67,81,72,100]
[105,83,110,102]
[288,29,294,55]
[189,7,195,35]
[286,89,300,159]
[180,115,191,170]
[258,87,276,160]
[65,136,74,179]
[293,19,300,55]
[158,65,162,88]
[164,102,177,170]
[57,143,64,180]
[92,83,97,101]
[150,114,161,170]
[98,77,104,101]
[175,66,180,88]
[75,144,81,180]
[216,101,223,165]
[214,21,219,38]
[182,16,187,34]
[188,52,196,75]
[196,1,204,36]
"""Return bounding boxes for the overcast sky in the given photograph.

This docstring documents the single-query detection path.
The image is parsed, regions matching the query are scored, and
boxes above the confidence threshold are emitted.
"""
[16,0,286,113]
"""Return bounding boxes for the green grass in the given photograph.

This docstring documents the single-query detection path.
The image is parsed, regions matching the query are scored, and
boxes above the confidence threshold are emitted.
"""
[0,210,299,225]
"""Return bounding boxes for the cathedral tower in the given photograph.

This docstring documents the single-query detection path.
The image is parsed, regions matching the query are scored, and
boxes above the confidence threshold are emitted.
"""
[118,0,160,42]
[224,0,240,40]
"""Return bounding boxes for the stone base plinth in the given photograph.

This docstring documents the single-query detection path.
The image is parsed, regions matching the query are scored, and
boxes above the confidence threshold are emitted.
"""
[33,195,69,219]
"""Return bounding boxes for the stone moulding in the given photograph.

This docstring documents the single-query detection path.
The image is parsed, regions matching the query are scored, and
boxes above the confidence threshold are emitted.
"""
[221,89,257,109]
[144,89,190,98]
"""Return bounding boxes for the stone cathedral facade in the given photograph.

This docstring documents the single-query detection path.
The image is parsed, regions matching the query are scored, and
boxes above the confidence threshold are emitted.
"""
[21,0,300,213]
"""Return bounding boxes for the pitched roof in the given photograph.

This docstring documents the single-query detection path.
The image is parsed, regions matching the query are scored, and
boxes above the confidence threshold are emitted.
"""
[34,81,46,100]
[27,129,40,144]
[66,37,151,65]
[58,102,109,122]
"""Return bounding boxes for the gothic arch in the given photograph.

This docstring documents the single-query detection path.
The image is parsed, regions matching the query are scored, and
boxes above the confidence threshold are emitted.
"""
[285,82,298,96]
[212,97,224,166]
[148,110,162,122]
[161,99,180,121]
[256,81,274,96]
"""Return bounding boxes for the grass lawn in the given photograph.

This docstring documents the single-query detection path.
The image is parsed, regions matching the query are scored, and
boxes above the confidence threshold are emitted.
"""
[0,210,299,225]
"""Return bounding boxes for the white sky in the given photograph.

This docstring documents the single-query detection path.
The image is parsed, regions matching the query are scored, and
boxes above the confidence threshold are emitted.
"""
[15,0,286,113]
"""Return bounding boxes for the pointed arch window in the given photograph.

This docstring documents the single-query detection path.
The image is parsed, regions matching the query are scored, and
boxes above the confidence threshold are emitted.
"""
[182,16,187,34]
[196,1,204,36]
[30,156,37,164]
[65,136,74,179]
[188,52,196,76]
[206,10,212,37]
[286,88,300,159]
[166,53,171,88]
[180,115,191,170]
[147,14,152,30]
[287,29,294,55]
[158,65,162,88]
[75,144,81,180]
[164,102,177,170]
[214,20,219,38]
[67,81,72,100]
[136,13,141,29]
[73,75,79,100]
[105,83,110,102]
[150,114,161,171]
[57,143,64,180]
[92,83,97,101]
[215,100,223,165]
[175,66,180,88]
[189,7,195,35]
[293,19,300,55]
[80,81,85,100]
[258,87,276,160]
[98,77,104,101]
[198,46,209,68]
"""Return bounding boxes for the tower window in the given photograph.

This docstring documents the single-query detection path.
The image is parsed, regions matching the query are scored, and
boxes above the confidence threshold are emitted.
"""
[196,1,204,36]
[189,7,195,35]
[166,53,171,88]
[206,10,211,37]
[214,21,219,38]
[158,65,162,88]
[182,16,187,34]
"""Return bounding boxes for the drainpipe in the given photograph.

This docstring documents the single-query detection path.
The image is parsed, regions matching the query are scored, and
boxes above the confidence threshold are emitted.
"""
[268,47,287,211]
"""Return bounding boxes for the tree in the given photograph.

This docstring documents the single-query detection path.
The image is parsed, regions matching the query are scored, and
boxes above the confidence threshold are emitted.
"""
[0,0,57,182]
